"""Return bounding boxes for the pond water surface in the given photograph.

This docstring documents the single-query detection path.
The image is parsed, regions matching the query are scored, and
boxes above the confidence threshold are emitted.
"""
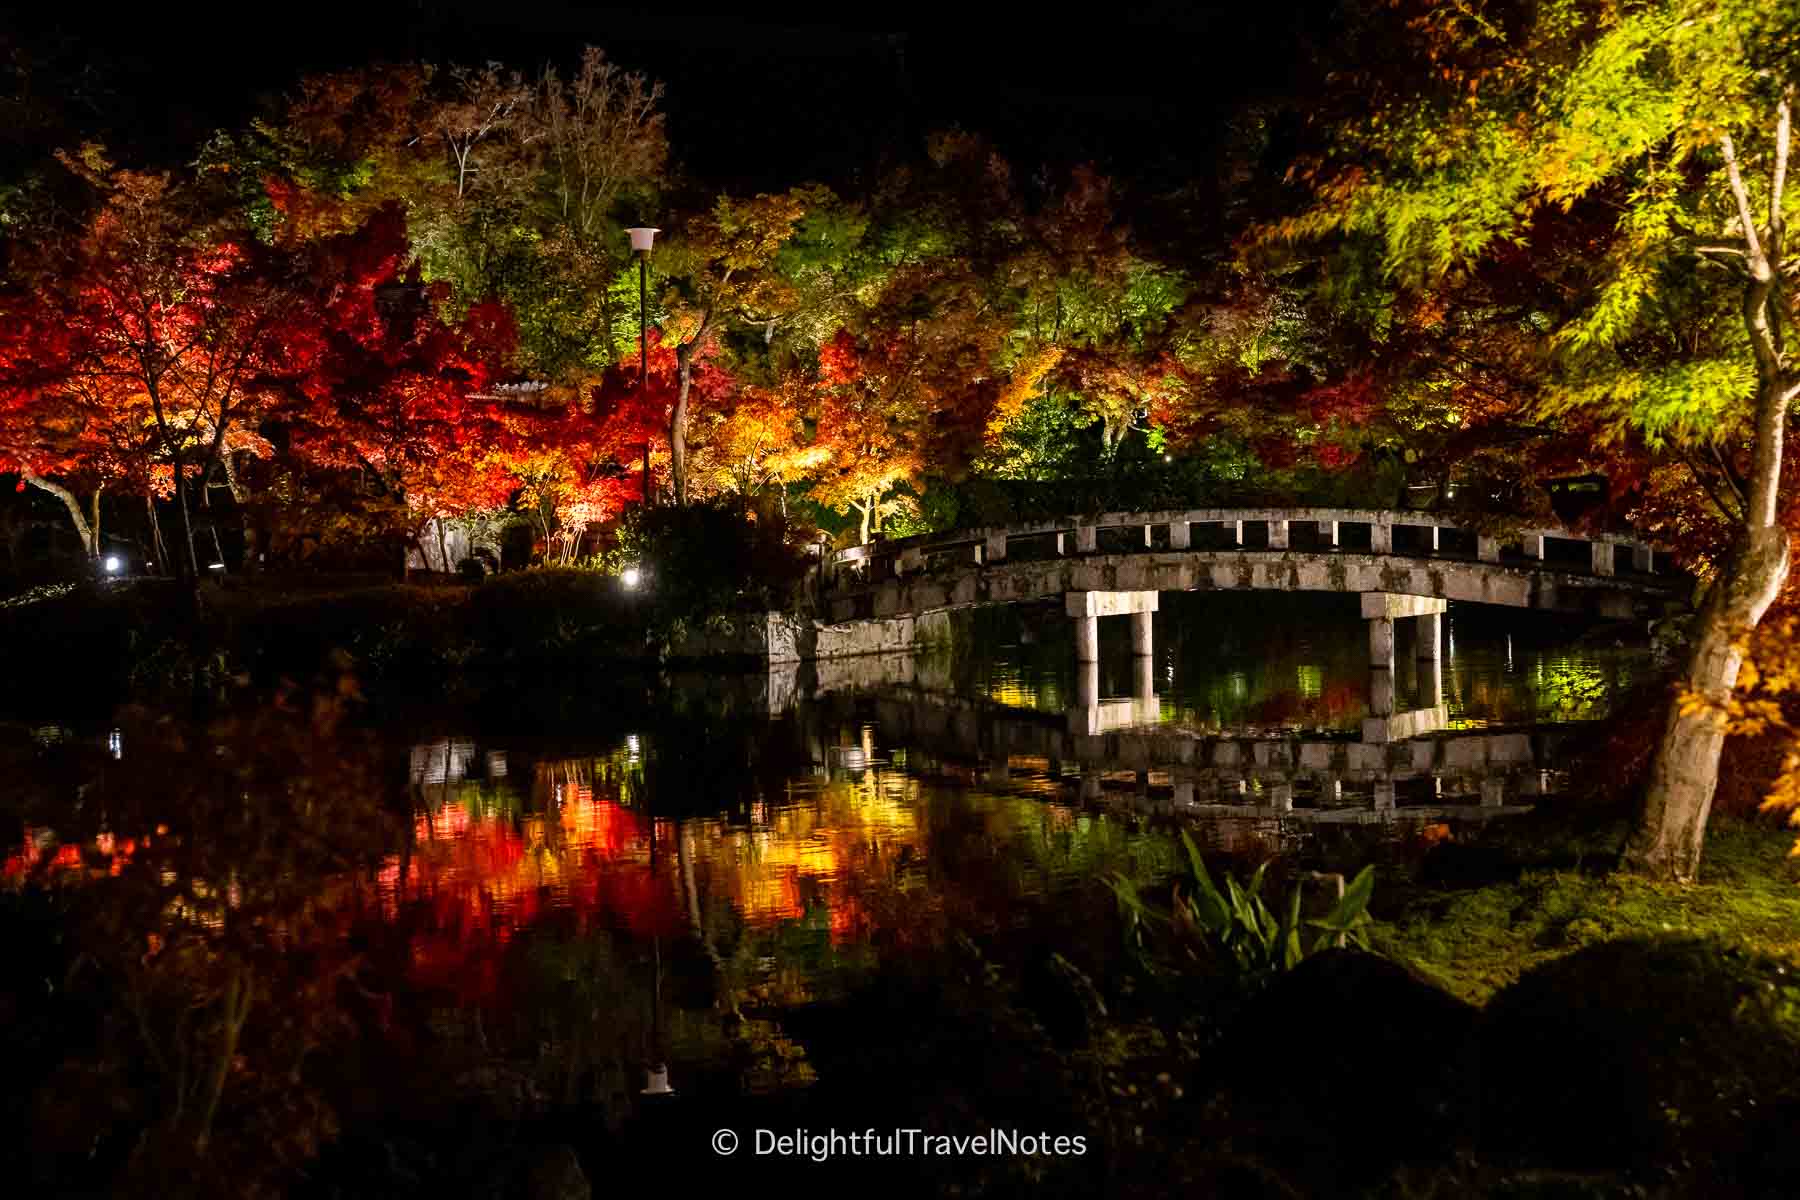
[1,592,1654,1190]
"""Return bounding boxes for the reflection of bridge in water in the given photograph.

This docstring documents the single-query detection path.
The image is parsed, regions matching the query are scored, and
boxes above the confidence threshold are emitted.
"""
[782,651,1569,826]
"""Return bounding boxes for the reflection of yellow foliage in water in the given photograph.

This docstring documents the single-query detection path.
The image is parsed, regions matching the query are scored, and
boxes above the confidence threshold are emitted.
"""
[988,678,1062,710]
[688,771,927,933]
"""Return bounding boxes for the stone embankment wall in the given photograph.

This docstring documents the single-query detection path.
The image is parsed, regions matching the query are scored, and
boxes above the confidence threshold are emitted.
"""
[670,609,952,663]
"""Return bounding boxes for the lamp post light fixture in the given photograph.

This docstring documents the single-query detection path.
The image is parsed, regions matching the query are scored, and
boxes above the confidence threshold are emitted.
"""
[622,567,642,589]
[103,555,122,574]
[626,227,660,507]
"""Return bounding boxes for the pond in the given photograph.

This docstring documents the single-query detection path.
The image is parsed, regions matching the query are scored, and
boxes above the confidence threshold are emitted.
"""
[0,592,1652,1194]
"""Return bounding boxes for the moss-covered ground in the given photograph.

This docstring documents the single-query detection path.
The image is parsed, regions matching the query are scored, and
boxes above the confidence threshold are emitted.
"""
[1374,816,1800,1005]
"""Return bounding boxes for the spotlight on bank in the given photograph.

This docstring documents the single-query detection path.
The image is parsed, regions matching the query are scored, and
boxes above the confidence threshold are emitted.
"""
[622,567,642,589]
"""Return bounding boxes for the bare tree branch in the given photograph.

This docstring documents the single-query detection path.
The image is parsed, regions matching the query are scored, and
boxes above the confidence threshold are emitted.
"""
[1719,133,1767,270]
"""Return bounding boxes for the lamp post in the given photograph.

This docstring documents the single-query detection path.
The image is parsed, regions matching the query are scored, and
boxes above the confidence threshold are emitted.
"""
[626,227,659,507]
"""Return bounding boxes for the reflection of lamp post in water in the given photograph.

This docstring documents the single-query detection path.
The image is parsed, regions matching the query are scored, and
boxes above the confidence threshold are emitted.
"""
[638,727,674,1096]
[626,227,659,507]
[643,934,674,1096]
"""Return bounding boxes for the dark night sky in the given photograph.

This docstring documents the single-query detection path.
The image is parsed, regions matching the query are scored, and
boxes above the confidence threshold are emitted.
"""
[7,1,1338,189]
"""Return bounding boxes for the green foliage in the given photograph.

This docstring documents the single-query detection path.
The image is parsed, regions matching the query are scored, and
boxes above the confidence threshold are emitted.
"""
[1264,0,1800,452]
[603,498,808,621]
[1110,831,1375,977]
[976,392,1098,481]
[882,481,960,538]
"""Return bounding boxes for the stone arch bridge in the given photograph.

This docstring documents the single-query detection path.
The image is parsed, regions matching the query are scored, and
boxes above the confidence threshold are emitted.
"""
[753,507,1690,735]
[809,507,1680,629]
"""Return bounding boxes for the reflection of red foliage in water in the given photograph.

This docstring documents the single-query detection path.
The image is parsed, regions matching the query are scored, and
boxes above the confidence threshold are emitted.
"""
[5,831,142,879]
[372,796,686,1006]
[1248,682,1367,727]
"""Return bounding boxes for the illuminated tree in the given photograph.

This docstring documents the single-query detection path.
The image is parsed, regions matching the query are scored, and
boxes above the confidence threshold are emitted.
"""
[276,207,523,570]
[657,186,825,504]
[3,152,314,577]
[1263,0,1800,878]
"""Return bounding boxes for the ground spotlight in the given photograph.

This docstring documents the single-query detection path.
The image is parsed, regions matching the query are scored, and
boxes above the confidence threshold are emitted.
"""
[622,567,641,589]
[103,555,122,573]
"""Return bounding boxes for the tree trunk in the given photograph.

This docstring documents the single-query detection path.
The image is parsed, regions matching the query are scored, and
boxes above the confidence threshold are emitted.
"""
[1102,416,1124,459]
[220,451,259,574]
[671,344,693,506]
[20,472,96,559]
[671,308,715,507]
[857,498,871,546]
[1627,527,1787,880]
[173,457,201,582]
[1627,117,1792,881]
[147,494,169,572]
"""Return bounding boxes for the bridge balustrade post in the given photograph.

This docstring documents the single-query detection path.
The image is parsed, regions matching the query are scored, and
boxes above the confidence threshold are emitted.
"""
[1168,520,1190,549]
[1374,780,1397,811]
[1269,783,1293,812]
[1174,780,1195,808]
[1427,525,1441,553]
[1318,520,1339,548]
[1054,531,1068,556]
[1142,523,1154,549]
[984,532,1007,564]
[1524,534,1546,560]
[1631,544,1654,573]
[1481,777,1506,807]
[1477,536,1500,562]
[1370,522,1392,554]
[1076,525,1097,554]
[1590,541,1615,576]
[1268,519,1289,549]
[1231,519,1245,546]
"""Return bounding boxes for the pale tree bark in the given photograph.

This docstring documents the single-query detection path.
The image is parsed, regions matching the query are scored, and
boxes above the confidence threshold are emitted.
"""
[20,471,97,559]
[146,494,169,570]
[671,305,716,506]
[218,450,259,573]
[1627,94,1797,880]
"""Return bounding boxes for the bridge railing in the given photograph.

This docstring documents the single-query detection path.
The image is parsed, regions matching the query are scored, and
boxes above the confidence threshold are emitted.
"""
[817,507,1665,593]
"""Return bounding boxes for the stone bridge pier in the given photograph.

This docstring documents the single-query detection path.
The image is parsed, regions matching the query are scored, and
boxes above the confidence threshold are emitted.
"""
[1066,590,1159,662]
[1363,592,1448,742]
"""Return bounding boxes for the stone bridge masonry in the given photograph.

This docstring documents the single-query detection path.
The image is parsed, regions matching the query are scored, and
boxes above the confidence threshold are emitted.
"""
[789,506,1687,669]
[679,508,1685,668]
